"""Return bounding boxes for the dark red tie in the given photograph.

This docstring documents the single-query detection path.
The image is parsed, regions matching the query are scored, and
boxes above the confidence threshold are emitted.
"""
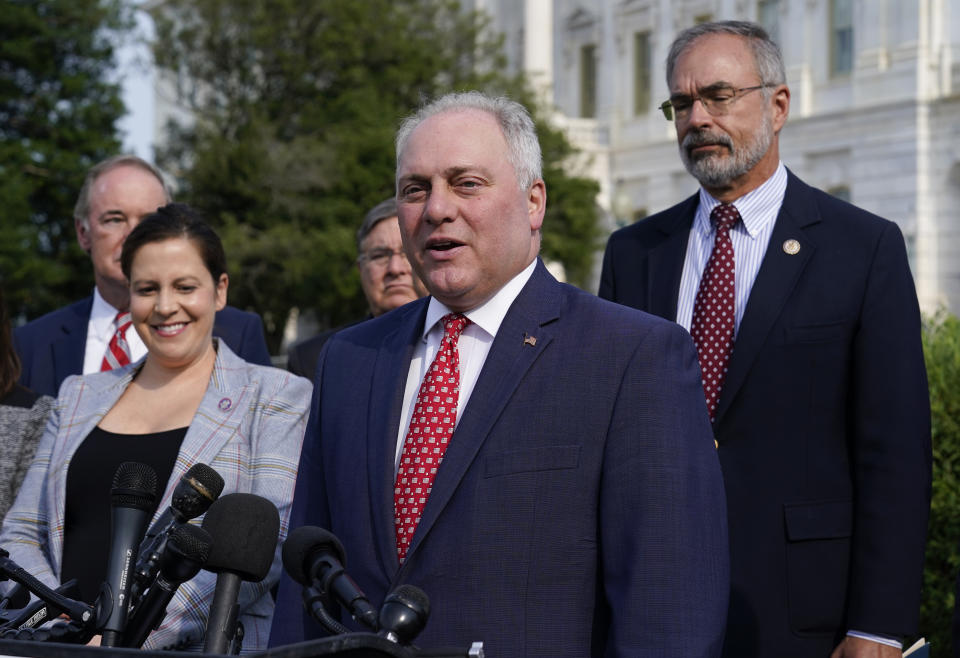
[101,311,133,371]
[394,313,470,562]
[690,204,740,422]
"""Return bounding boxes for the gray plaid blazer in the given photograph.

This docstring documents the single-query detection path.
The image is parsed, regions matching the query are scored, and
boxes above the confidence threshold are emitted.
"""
[0,340,311,651]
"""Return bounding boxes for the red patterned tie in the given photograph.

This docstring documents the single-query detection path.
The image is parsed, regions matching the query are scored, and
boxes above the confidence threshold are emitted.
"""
[690,203,740,422]
[394,313,470,562]
[101,311,133,371]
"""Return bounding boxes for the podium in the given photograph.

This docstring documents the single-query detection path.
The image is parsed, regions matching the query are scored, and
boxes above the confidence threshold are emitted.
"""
[0,634,479,658]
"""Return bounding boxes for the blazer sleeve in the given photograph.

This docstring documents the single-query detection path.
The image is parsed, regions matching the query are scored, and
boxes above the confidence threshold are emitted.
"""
[0,395,65,589]
[845,221,931,635]
[269,347,332,648]
[602,320,729,657]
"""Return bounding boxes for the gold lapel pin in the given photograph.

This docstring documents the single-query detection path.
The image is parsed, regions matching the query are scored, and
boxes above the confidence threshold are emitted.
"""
[523,333,537,347]
[782,239,801,255]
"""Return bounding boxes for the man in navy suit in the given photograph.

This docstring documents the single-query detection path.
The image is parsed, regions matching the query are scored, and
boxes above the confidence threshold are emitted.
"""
[270,91,729,656]
[15,155,271,397]
[600,21,930,658]
[286,198,426,379]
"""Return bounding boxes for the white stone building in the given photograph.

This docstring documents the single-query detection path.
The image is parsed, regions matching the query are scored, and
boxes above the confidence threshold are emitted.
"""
[469,0,960,312]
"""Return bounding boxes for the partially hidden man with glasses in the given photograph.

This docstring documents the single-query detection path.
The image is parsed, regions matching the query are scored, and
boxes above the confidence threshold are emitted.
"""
[14,155,272,397]
[286,198,427,379]
[600,21,930,658]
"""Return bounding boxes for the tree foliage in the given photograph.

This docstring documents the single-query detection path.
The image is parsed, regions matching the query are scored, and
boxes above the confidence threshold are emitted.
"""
[920,310,960,656]
[0,0,130,320]
[152,0,600,350]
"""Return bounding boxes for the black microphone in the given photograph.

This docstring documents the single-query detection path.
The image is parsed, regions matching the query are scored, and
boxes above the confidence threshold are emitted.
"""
[201,493,279,654]
[0,579,82,631]
[0,583,28,611]
[131,464,224,610]
[98,462,158,647]
[0,551,93,626]
[378,584,430,645]
[123,524,212,648]
[281,526,378,632]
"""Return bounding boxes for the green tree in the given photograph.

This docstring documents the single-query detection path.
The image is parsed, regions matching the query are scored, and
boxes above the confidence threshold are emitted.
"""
[920,310,960,657]
[0,0,131,319]
[152,0,600,350]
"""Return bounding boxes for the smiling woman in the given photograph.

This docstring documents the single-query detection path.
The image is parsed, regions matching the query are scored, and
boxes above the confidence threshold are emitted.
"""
[0,204,312,651]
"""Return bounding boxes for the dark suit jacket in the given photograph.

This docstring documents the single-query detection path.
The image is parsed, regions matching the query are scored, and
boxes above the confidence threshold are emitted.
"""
[14,297,272,397]
[286,318,366,380]
[599,171,931,657]
[270,261,730,657]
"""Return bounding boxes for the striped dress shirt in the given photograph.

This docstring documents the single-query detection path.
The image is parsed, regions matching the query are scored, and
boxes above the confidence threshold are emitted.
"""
[676,162,788,333]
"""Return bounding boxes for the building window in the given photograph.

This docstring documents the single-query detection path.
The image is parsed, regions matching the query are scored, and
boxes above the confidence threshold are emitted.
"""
[580,44,597,118]
[830,0,853,76]
[758,0,780,45]
[633,32,651,116]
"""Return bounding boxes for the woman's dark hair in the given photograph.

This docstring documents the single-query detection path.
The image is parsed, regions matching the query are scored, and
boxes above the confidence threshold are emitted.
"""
[121,203,228,282]
[0,286,21,398]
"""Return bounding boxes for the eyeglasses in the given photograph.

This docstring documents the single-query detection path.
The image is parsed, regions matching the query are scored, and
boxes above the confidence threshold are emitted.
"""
[358,247,408,267]
[659,84,776,121]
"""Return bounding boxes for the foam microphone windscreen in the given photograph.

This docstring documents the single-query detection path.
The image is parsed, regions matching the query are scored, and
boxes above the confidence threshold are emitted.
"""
[172,464,225,520]
[281,526,345,586]
[201,493,279,582]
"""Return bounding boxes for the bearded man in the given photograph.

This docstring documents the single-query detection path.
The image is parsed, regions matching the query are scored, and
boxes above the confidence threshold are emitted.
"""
[599,20,931,658]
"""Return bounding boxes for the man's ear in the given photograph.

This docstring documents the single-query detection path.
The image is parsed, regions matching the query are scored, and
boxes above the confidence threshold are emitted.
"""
[76,217,92,253]
[771,84,790,134]
[528,179,546,232]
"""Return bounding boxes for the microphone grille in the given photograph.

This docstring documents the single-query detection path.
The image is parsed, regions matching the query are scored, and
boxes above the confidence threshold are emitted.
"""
[281,526,345,586]
[201,493,279,581]
[388,583,430,616]
[169,524,213,564]
[172,463,225,519]
[111,462,158,511]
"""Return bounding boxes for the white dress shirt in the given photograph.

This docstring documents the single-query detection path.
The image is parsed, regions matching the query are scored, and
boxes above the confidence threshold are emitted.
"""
[394,258,537,470]
[83,288,147,374]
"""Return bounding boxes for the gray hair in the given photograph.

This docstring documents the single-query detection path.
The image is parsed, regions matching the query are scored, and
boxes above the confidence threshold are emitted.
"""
[395,91,542,190]
[74,155,173,229]
[666,20,786,92]
[356,197,399,250]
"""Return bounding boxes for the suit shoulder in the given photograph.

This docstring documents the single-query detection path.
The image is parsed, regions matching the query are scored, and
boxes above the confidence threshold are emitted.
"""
[216,346,314,414]
[247,363,313,400]
[607,194,698,246]
[332,301,424,345]
[789,173,900,239]
[216,305,262,326]
[563,283,689,340]
[14,298,91,344]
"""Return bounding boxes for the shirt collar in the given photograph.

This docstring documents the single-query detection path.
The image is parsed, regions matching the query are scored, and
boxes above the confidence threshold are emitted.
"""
[695,161,788,239]
[90,287,124,335]
[421,258,538,341]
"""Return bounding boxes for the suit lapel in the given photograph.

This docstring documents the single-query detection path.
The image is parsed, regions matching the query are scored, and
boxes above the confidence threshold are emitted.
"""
[368,303,427,577]
[399,263,559,568]
[155,342,253,515]
[52,298,92,388]
[646,197,697,321]
[715,173,820,424]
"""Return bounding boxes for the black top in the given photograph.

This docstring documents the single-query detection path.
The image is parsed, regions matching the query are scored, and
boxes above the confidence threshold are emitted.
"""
[61,426,187,604]
[0,384,40,409]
